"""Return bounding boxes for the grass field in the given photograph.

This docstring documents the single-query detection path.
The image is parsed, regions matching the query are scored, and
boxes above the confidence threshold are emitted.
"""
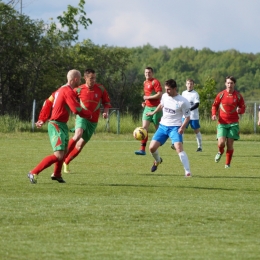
[0,132,260,260]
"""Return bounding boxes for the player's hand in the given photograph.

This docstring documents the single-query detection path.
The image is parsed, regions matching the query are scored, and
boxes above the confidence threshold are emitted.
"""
[236,107,241,114]
[143,95,149,100]
[212,115,217,121]
[178,127,184,134]
[146,112,153,116]
[35,120,44,128]
[142,102,146,108]
[103,113,108,119]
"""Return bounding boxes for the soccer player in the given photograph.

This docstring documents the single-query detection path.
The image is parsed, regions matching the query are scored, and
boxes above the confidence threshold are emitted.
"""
[212,76,246,168]
[181,79,202,151]
[63,69,111,173]
[135,67,162,155]
[146,79,192,177]
[27,69,92,184]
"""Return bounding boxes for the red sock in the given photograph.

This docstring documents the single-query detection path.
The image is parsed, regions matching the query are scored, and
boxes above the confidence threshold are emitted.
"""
[226,149,234,165]
[140,135,148,151]
[65,139,77,159]
[64,147,81,164]
[31,155,58,174]
[218,146,224,154]
[53,160,63,177]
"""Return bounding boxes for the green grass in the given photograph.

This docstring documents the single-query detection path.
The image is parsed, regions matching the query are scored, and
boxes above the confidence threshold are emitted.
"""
[0,132,260,259]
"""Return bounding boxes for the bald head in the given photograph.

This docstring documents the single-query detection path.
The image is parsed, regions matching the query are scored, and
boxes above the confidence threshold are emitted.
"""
[67,69,81,88]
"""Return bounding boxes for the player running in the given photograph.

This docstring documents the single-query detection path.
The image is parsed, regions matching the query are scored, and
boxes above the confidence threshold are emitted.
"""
[212,76,246,168]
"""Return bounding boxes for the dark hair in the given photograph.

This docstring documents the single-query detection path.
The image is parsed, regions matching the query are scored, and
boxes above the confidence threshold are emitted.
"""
[165,79,177,89]
[225,76,236,84]
[186,78,194,84]
[84,69,95,76]
[145,66,153,73]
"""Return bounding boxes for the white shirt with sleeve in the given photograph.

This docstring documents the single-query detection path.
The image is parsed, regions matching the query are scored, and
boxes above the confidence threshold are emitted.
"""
[160,93,190,126]
[182,90,200,120]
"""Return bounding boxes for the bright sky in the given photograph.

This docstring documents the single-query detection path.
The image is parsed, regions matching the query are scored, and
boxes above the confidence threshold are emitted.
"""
[10,0,260,54]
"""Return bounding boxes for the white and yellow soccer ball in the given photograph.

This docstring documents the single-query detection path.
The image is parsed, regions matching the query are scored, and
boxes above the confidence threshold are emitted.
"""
[133,127,148,141]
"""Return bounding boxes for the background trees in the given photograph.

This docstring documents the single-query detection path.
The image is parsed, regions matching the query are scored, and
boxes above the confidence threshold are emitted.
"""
[1,0,260,122]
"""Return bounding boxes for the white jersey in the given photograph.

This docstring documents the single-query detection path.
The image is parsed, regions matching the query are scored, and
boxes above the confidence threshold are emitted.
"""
[160,93,190,126]
[182,90,200,120]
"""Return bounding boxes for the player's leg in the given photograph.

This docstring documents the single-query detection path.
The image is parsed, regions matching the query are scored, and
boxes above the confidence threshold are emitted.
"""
[169,126,191,177]
[192,120,202,151]
[172,118,188,150]
[66,127,84,157]
[135,106,152,155]
[215,124,227,163]
[149,125,167,172]
[64,120,97,173]
[28,121,67,184]
[225,123,239,168]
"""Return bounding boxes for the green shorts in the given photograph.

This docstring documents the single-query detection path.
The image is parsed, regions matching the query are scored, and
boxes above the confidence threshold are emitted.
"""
[48,121,69,151]
[217,123,240,140]
[142,106,162,126]
[75,115,98,142]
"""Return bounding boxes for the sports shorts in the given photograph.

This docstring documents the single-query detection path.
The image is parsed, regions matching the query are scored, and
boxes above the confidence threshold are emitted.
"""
[75,115,98,142]
[142,106,162,126]
[48,121,69,151]
[182,118,200,129]
[152,124,183,145]
[217,123,240,140]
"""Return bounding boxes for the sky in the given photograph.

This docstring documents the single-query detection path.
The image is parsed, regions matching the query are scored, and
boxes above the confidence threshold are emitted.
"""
[9,0,260,54]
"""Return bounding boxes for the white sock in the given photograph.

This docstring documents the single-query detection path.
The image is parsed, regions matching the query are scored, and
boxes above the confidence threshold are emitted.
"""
[151,150,160,162]
[196,132,202,148]
[178,151,191,174]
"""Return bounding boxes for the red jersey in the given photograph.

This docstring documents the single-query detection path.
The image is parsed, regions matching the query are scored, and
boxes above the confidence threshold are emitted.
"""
[74,83,111,123]
[38,85,92,123]
[211,90,246,124]
[143,78,162,107]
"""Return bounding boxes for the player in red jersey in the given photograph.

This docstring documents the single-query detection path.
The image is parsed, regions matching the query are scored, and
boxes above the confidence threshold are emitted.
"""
[27,69,92,184]
[211,76,246,168]
[63,68,111,173]
[135,67,162,155]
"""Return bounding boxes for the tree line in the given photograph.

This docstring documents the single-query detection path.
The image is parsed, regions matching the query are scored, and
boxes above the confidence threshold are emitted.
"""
[1,0,259,122]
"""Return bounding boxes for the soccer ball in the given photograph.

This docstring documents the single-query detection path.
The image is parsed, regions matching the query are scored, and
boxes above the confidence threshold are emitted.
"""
[133,127,148,141]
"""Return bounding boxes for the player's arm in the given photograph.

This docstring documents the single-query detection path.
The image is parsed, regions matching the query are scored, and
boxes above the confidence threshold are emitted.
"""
[179,102,191,134]
[144,91,162,100]
[179,116,190,134]
[102,89,112,119]
[190,103,199,111]
[66,93,92,119]
[236,94,246,115]
[211,94,221,120]
[146,103,163,116]
[36,94,55,128]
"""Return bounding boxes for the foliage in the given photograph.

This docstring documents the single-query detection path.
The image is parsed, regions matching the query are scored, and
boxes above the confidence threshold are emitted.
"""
[195,77,217,118]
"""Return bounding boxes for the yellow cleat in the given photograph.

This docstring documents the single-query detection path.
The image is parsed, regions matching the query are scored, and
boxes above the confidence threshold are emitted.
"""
[63,162,71,173]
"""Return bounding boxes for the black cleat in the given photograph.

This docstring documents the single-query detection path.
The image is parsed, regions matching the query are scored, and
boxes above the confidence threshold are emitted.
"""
[51,174,66,183]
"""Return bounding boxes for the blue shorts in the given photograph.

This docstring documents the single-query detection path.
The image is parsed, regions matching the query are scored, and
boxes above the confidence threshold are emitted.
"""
[182,118,200,129]
[152,124,183,145]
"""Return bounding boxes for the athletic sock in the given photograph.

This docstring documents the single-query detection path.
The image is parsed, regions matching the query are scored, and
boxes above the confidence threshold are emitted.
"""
[178,151,191,174]
[53,160,63,177]
[151,150,160,163]
[64,147,81,164]
[65,139,77,158]
[140,135,148,151]
[226,149,234,165]
[31,155,58,174]
[196,132,202,148]
[218,146,225,154]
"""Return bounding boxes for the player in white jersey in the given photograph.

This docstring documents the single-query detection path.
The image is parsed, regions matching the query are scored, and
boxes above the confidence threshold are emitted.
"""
[181,79,202,151]
[146,79,192,177]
